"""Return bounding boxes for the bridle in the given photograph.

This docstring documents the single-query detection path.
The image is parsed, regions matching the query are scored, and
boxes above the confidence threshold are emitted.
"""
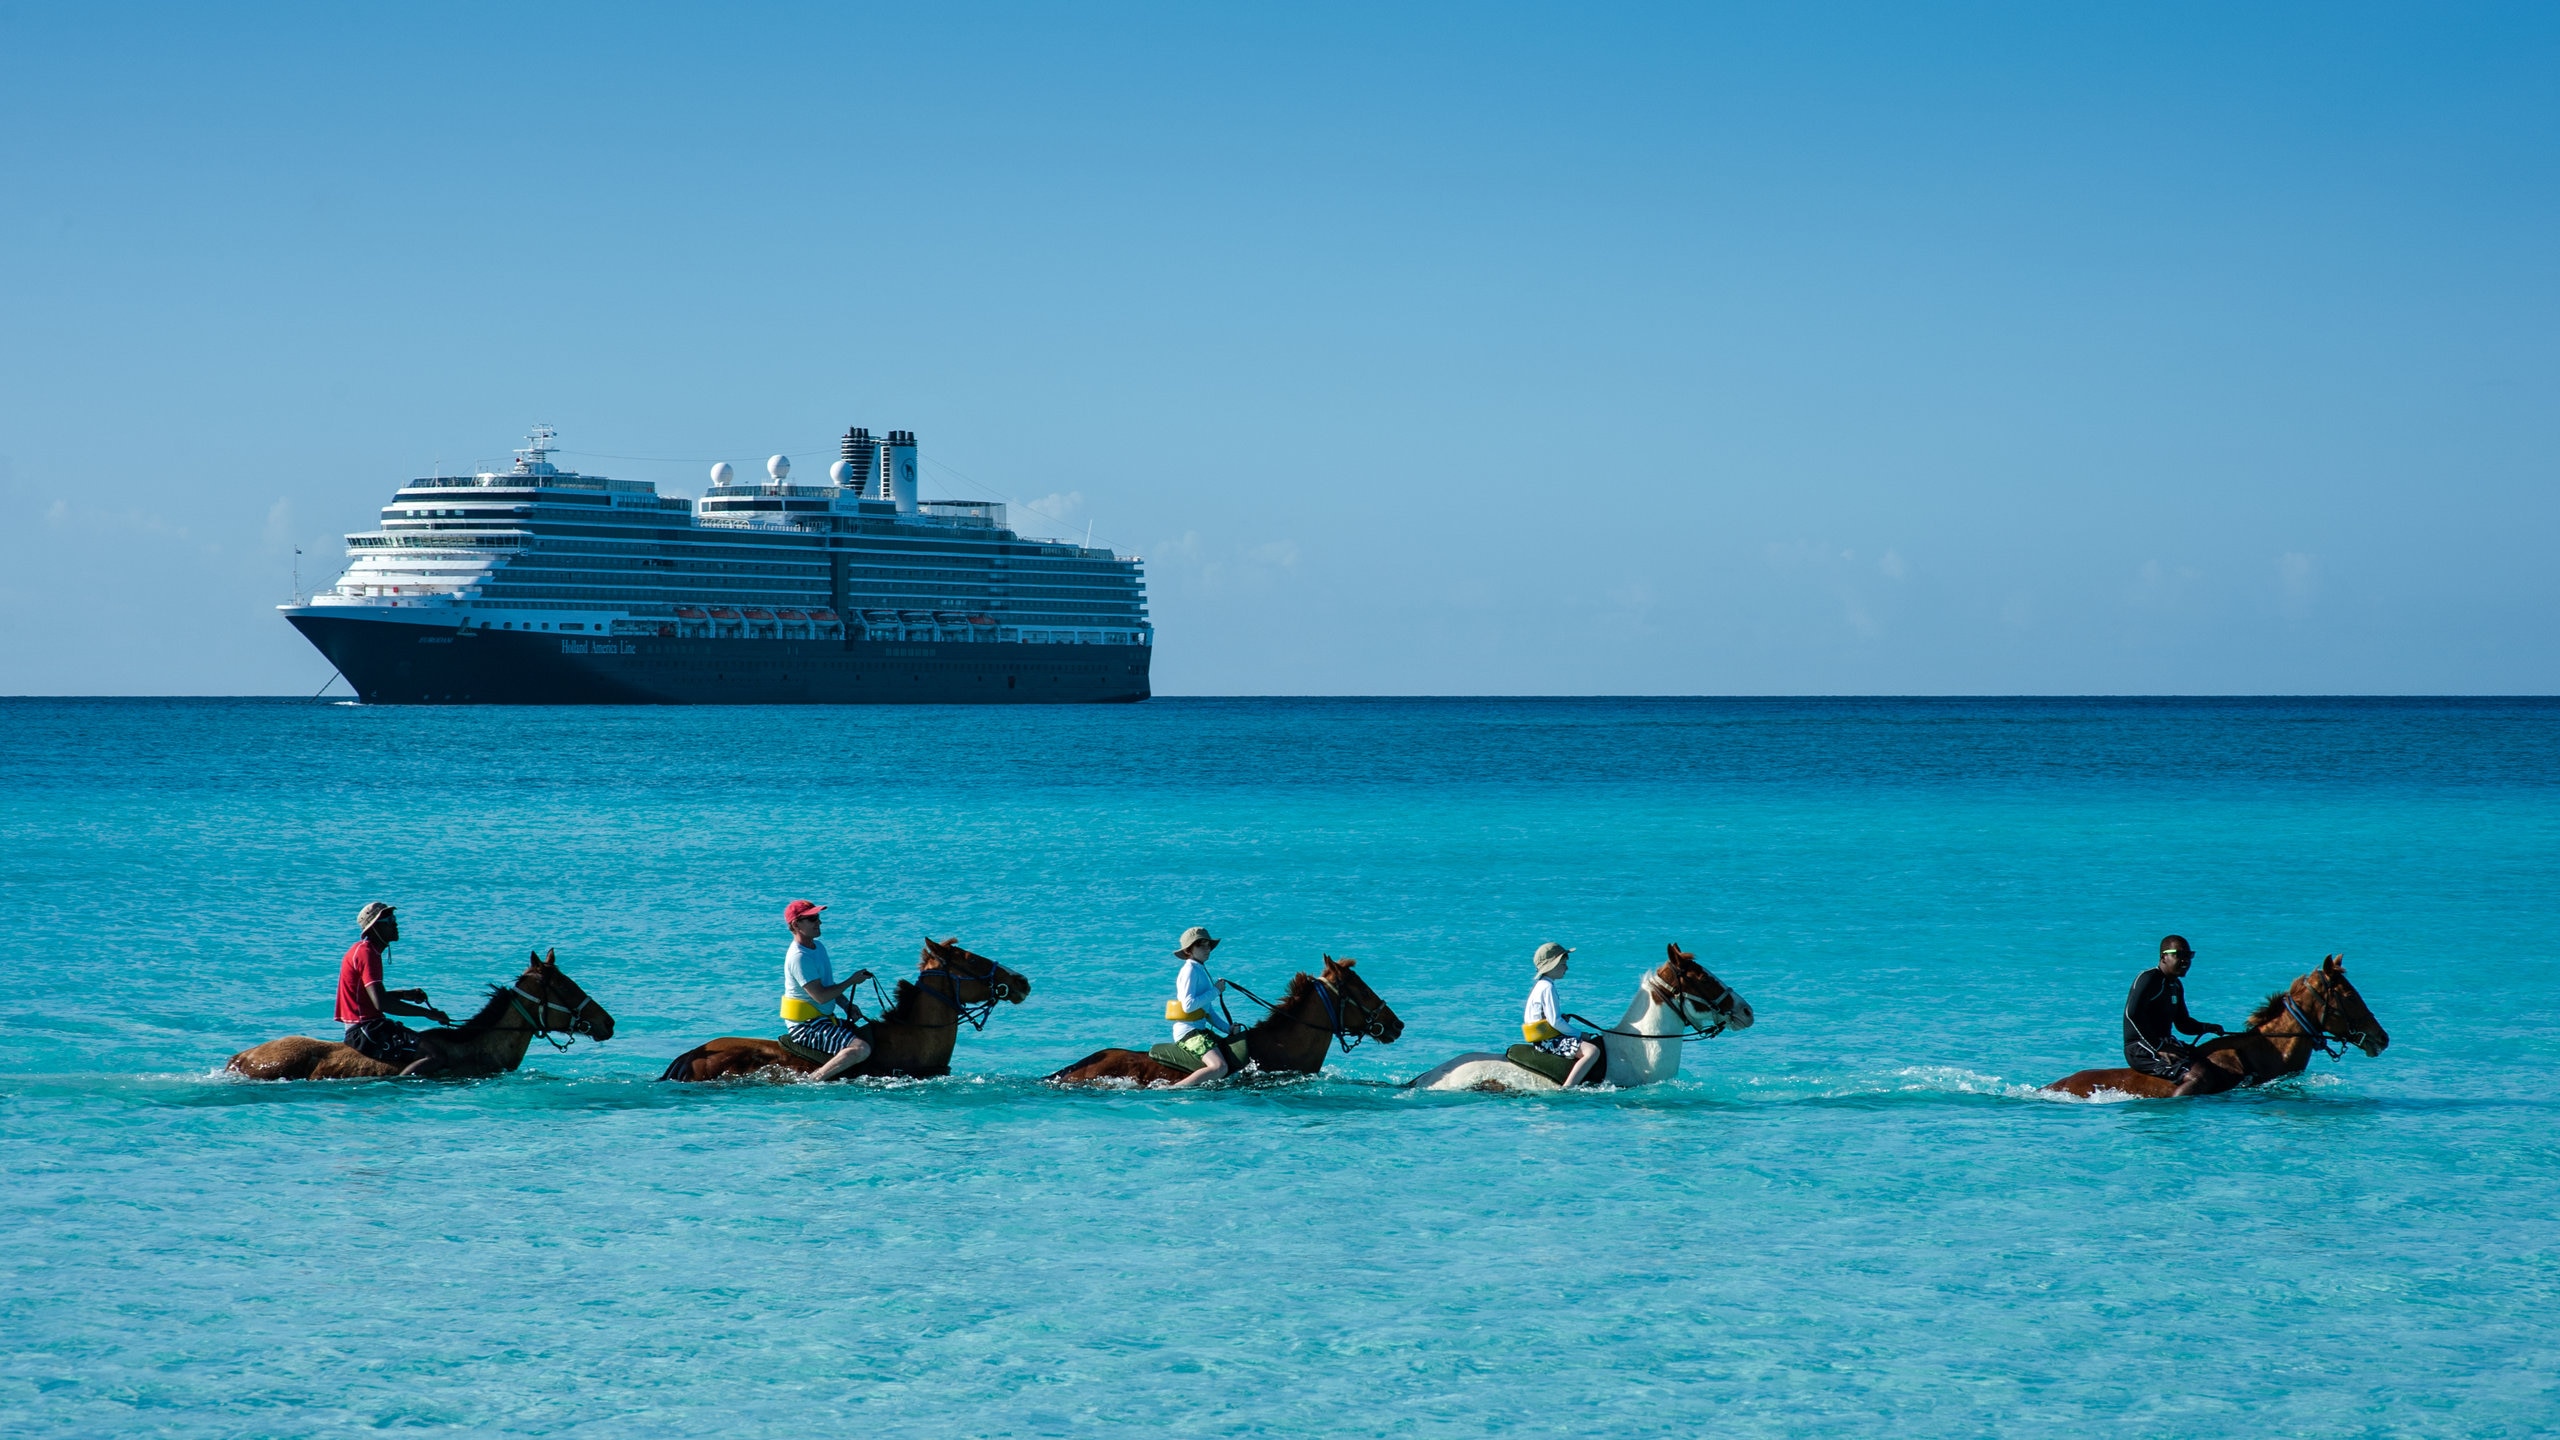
[503,975,607,1051]
[911,944,1019,1033]
[2279,985,2372,1061]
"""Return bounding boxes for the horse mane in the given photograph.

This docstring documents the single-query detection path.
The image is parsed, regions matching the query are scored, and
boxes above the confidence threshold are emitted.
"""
[2245,990,2291,1029]
[443,981,524,1040]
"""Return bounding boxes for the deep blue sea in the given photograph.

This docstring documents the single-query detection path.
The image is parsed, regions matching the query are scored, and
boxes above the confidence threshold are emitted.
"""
[2,697,2555,1437]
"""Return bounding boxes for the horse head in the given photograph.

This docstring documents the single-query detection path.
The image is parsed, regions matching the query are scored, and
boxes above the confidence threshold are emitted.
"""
[919,936,1034,1008]
[1652,942,1753,1033]
[2297,954,2388,1057]
[514,948,615,1042]
[1319,955,1404,1044]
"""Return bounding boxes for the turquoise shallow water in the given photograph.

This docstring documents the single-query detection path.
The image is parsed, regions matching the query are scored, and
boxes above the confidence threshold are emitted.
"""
[2,697,2556,1437]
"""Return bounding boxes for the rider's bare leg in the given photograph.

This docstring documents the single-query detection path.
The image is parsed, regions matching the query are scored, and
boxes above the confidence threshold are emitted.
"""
[811,1037,872,1082]
[1174,1045,1232,1089]
[1562,1040,1601,1088]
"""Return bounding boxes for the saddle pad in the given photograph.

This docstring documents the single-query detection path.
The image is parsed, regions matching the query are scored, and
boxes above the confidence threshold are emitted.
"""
[1148,1038,1247,1074]
[1505,1043,1605,1086]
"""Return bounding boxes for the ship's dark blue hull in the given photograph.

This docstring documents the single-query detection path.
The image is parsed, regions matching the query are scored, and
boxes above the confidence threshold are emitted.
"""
[289,614,1151,704]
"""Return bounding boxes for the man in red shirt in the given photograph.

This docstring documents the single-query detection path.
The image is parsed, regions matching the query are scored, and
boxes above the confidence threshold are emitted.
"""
[338,902,452,1075]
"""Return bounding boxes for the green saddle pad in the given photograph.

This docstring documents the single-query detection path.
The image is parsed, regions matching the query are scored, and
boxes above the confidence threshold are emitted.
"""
[1506,1042,1605,1086]
[1149,1037,1247,1074]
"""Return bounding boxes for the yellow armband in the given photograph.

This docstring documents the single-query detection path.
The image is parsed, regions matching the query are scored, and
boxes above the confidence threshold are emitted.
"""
[1522,1019,1562,1043]
[1166,1000,1207,1022]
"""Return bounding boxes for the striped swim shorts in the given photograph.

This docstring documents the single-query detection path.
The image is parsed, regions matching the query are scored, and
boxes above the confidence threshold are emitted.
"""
[786,1016,869,1056]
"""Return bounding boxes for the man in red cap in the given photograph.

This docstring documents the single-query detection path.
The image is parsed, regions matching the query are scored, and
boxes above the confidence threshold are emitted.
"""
[337,902,452,1076]
[780,900,875,1081]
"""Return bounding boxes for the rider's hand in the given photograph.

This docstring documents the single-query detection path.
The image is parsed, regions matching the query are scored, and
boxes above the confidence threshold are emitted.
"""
[849,970,873,986]
[428,1008,453,1026]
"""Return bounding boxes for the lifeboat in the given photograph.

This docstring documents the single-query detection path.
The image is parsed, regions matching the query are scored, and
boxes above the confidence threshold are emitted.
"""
[742,608,775,621]
[708,608,742,620]
[933,611,967,625]
[899,611,933,623]
[968,615,997,627]
[863,609,900,623]
[674,607,709,621]
[775,608,808,622]
[807,609,838,623]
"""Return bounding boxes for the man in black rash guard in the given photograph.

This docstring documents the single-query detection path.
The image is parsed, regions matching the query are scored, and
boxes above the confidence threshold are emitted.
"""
[2124,934,2228,1096]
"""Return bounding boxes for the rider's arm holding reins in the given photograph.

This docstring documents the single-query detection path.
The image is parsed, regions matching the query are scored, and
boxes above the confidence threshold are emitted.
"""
[364,980,449,1026]
[802,971,874,1017]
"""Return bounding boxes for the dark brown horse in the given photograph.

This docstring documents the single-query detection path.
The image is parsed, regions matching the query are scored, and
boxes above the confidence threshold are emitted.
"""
[1046,955,1404,1086]
[227,949,614,1080]
[2046,954,2389,1099]
[659,937,1032,1082]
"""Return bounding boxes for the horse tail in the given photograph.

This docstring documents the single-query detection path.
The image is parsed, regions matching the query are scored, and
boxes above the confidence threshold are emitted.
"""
[659,1048,707,1083]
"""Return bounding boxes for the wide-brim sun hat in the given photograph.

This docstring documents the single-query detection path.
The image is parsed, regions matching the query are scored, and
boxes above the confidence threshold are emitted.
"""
[357,902,396,934]
[1533,942,1571,978]
[1176,926,1220,955]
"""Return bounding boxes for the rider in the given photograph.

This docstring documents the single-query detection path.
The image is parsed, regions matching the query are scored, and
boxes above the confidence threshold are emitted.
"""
[780,900,876,1082]
[2124,933,2227,1096]
[1523,942,1603,1087]
[1166,926,1237,1088]
[336,902,452,1076]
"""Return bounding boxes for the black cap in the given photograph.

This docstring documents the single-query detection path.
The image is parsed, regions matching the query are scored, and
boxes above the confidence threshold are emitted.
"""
[2160,934,2194,958]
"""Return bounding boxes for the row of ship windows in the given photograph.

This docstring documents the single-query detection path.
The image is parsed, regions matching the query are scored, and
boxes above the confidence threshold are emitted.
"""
[363,532,1131,571]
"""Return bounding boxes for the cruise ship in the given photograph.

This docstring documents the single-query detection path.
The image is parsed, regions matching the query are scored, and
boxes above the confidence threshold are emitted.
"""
[282,427,1152,703]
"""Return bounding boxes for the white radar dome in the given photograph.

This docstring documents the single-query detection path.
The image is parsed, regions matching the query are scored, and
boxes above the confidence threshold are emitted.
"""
[710,461,734,485]
[828,458,852,485]
[767,454,791,481]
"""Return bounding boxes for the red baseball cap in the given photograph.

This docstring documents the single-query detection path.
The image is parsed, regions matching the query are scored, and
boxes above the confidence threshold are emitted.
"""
[785,900,827,925]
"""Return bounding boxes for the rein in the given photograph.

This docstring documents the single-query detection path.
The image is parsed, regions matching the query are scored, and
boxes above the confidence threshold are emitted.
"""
[1563,986,1732,1043]
[1221,976,1389,1054]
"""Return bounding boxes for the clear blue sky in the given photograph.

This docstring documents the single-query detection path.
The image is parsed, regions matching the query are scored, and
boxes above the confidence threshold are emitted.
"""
[3,2,2553,694]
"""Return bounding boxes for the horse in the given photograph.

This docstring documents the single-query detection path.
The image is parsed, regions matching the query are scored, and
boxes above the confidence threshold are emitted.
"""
[1045,955,1404,1086]
[658,937,1031,1082]
[2045,953,2388,1099]
[226,949,613,1080]
[1402,942,1754,1094]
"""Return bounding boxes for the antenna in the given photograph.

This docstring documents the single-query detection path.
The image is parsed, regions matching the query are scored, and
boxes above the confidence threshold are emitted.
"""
[292,547,302,604]
[1084,520,1094,550]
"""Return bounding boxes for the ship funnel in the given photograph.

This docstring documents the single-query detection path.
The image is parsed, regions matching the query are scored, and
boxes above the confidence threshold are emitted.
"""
[887,430,917,513]
[840,426,880,500]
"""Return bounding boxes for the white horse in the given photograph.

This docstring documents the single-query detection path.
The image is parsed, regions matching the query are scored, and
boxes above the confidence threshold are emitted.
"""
[1403,943,1753,1093]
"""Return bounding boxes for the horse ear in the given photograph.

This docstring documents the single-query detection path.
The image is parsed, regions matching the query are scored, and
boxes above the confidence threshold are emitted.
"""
[2323,954,2344,975]
[528,949,542,967]
[544,948,557,967]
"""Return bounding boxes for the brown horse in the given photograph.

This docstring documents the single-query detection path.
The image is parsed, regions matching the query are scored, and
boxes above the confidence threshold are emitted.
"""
[1046,955,1404,1086]
[227,949,614,1080]
[659,937,1031,1082]
[2045,954,2389,1099]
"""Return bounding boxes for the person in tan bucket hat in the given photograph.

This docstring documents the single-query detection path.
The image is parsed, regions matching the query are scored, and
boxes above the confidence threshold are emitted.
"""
[1165,926,1238,1088]
[1521,942,1602,1087]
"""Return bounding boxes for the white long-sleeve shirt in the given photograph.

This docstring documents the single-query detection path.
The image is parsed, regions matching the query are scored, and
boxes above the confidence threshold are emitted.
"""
[1523,977,1570,1037]
[1171,958,1229,1039]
